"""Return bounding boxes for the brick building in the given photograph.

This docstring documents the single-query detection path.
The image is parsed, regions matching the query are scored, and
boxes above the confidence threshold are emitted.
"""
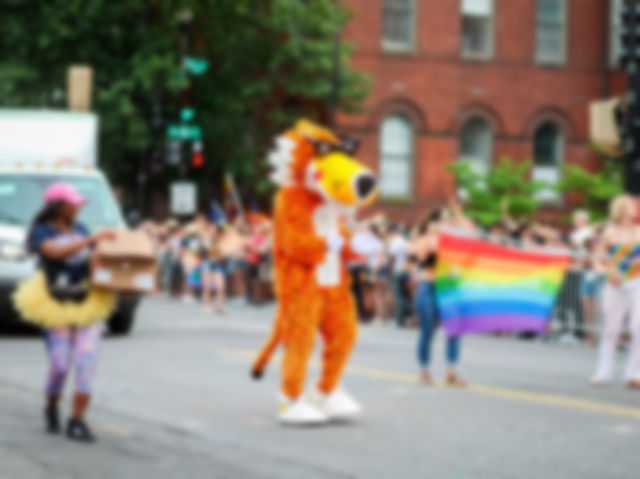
[338,0,628,222]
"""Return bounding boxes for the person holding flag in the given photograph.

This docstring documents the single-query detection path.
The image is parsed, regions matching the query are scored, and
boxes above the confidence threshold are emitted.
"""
[409,208,467,387]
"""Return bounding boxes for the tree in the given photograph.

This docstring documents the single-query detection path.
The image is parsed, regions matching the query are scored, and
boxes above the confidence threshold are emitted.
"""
[0,1,182,175]
[0,0,186,215]
[557,150,623,222]
[0,0,370,212]
[449,158,550,227]
[182,0,371,200]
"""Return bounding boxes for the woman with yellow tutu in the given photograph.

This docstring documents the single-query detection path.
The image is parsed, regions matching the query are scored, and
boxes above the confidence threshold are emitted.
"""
[13,182,116,443]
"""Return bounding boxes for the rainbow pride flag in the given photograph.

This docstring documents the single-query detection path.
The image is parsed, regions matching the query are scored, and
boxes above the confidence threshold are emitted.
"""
[435,233,571,336]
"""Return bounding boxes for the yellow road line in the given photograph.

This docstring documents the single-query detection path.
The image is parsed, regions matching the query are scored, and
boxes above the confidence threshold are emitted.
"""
[466,384,640,419]
[224,348,640,420]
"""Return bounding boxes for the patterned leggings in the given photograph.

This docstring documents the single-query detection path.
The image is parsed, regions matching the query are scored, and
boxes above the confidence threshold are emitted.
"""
[44,324,102,396]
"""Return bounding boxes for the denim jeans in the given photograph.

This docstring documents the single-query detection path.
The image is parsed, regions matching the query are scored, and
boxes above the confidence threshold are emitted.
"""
[392,272,411,326]
[415,281,460,368]
[350,265,368,321]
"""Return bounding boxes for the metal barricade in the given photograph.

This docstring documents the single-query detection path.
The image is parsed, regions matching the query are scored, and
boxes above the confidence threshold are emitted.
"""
[549,268,608,342]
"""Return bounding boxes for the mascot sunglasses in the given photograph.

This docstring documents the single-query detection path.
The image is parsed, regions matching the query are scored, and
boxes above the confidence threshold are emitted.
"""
[311,136,361,157]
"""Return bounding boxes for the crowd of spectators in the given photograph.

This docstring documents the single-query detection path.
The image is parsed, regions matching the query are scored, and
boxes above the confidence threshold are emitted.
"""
[139,202,612,346]
[141,211,274,315]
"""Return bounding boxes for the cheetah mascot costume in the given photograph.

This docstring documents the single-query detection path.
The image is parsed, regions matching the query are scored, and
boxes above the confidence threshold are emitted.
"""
[252,120,377,425]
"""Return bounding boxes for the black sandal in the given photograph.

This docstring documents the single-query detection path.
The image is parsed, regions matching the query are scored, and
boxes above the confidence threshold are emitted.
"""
[66,417,97,443]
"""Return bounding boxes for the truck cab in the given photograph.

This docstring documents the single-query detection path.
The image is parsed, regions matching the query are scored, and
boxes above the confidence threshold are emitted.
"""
[0,109,140,335]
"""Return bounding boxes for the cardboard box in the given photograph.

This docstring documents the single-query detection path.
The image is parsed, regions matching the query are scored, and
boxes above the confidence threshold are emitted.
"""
[92,229,158,294]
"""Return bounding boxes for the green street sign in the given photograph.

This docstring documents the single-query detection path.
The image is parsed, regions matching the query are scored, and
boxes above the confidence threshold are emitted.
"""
[180,107,196,123]
[184,57,209,76]
[167,124,202,141]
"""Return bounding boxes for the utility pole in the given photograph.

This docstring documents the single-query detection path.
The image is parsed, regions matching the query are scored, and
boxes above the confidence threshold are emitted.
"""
[620,0,640,193]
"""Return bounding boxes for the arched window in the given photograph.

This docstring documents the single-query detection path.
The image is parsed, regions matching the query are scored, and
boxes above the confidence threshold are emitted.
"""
[459,116,493,174]
[380,115,413,198]
[533,121,564,201]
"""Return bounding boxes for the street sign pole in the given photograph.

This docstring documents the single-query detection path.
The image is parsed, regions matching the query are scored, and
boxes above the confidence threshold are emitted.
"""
[169,9,209,213]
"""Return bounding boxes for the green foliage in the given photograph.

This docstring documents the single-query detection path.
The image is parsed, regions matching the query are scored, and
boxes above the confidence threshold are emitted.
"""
[183,0,371,198]
[449,158,550,227]
[0,0,182,195]
[557,158,623,222]
[0,0,371,210]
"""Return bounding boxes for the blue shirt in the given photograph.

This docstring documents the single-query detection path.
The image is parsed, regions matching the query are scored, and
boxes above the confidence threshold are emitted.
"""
[29,222,91,290]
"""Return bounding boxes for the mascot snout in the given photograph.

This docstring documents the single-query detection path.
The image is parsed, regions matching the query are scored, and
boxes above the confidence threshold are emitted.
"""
[355,172,376,201]
[309,152,378,207]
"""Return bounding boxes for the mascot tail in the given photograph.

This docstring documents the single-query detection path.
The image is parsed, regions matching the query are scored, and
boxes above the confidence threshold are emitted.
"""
[251,313,284,380]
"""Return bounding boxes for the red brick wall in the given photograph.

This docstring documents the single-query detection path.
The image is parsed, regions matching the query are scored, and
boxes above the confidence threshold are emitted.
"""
[339,0,624,224]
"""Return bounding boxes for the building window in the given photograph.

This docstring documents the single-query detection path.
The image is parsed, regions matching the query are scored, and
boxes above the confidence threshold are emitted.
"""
[459,116,493,174]
[533,121,564,201]
[380,115,413,198]
[461,0,494,59]
[535,0,567,65]
[382,0,415,52]
[610,0,623,67]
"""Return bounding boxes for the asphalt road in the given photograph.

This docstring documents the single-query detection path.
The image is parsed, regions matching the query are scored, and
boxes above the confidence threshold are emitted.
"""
[1,297,639,479]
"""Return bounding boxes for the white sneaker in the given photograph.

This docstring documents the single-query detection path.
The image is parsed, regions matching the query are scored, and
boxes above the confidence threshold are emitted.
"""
[181,295,195,304]
[558,332,579,346]
[311,388,362,421]
[589,375,610,387]
[278,394,328,425]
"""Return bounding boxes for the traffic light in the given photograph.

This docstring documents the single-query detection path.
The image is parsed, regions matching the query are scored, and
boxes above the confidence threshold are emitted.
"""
[165,140,182,166]
[621,1,640,71]
[191,140,204,168]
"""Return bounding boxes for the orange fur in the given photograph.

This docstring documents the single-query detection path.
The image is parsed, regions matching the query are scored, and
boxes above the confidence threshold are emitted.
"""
[252,127,360,400]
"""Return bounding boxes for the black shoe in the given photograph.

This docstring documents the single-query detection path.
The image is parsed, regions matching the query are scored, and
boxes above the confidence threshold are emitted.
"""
[45,406,60,434]
[66,417,97,443]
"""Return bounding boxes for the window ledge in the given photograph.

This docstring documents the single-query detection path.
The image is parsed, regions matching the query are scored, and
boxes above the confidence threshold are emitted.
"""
[460,53,495,63]
[382,42,416,56]
[534,59,567,69]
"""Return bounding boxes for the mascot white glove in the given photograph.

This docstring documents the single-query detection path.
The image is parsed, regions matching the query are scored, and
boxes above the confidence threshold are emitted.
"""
[327,233,345,253]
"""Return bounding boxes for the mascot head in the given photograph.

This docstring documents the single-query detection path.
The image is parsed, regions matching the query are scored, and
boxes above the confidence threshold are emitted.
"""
[269,119,377,207]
